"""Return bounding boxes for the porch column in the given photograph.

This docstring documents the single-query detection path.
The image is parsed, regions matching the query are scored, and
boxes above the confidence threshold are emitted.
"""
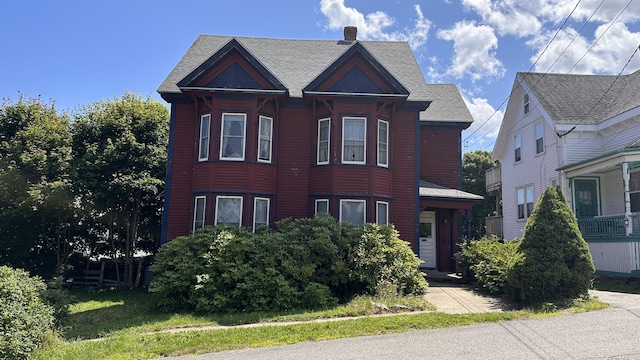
[623,162,632,236]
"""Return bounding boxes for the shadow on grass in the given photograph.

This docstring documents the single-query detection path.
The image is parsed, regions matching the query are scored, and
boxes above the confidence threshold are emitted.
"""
[593,276,640,294]
[62,288,313,340]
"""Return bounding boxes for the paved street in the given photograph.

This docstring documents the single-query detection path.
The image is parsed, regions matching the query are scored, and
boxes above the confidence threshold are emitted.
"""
[161,290,640,360]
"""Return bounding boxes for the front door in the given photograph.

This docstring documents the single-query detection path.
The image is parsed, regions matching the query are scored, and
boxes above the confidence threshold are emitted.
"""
[574,179,599,218]
[419,211,437,269]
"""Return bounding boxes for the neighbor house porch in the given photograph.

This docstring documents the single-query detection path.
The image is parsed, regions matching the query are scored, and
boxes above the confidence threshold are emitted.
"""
[559,148,640,276]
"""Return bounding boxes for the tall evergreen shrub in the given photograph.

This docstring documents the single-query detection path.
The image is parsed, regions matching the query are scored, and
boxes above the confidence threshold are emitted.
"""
[508,186,595,305]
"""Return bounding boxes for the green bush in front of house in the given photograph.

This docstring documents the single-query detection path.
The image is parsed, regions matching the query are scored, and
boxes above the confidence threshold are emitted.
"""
[460,236,521,296]
[149,215,428,313]
[0,266,55,360]
[508,186,595,306]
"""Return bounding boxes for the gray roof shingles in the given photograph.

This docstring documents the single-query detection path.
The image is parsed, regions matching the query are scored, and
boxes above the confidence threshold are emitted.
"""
[158,35,473,124]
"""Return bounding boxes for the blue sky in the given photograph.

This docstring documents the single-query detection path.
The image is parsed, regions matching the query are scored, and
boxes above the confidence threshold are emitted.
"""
[2,0,639,152]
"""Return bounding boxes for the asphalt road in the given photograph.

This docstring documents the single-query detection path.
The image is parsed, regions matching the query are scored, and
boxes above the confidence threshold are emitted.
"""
[162,290,640,360]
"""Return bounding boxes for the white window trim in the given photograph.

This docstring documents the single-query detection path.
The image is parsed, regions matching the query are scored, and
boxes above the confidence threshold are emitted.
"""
[339,199,366,225]
[257,115,273,163]
[377,119,389,167]
[535,122,544,155]
[317,118,330,165]
[342,116,366,165]
[376,201,389,225]
[514,133,522,163]
[219,113,247,161]
[524,93,530,115]
[198,114,211,162]
[193,196,206,231]
[517,186,534,220]
[253,197,270,231]
[315,199,329,215]
[214,195,243,227]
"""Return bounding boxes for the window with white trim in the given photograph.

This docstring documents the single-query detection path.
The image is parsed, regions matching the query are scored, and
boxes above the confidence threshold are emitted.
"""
[376,201,388,225]
[253,197,269,231]
[342,117,366,164]
[315,199,329,215]
[198,114,211,161]
[535,122,544,154]
[258,116,272,163]
[340,199,366,225]
[517,186,534,220]
[193,196,206,231]
[514,133,522,162]
[377,120,388,167]
[215,196,243,226]
[524,93,530,115]
[630,171,640,212]
[317,118,330,165]
[220,113,246,160]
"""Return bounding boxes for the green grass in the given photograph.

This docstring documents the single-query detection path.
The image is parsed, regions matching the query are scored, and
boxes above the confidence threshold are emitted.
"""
[32,289,608,360]
[593,276,640,294]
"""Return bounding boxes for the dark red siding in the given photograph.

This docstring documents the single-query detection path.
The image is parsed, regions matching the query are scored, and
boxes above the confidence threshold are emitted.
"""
[420,126,460,188]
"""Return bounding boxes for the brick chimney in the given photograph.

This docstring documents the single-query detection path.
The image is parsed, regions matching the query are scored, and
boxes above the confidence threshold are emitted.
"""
[344,26,357,42]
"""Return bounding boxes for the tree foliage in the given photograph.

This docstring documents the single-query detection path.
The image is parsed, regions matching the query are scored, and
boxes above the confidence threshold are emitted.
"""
[462,150,498,239]
[508,186,595,305]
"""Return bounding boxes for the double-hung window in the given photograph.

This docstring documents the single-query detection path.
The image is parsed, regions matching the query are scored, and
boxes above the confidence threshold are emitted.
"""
[317,118,330,165]
[517,186,534,220]
[253,197,270,231]
[377,120,388,167]
[340,199,366,225]
[376,201,389,225]
[220,113,246,160]
[535,122,544,154]
[215,196,243,226]
[342,117,366,164]
[514,133,522,162]
[524,94,530,115]
[315,199,329,215]
[630,171,640,212]
[198,114,211,161]
[193,196,206,231]
[258,116,272,163]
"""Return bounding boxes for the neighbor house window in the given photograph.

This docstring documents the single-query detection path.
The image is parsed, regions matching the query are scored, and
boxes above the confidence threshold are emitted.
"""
[342,117,366,164]
[220,113,246,160]
[253,197,269,231]
[315,199,329,215]
[377,120,388,167]
[376,201,389,225]
[257,116,273,163]
[198,114,211,161]
[340,199,366,225]
[215,196,243,226]
[514,133,522,162]
[517,186,534,220]
[193,196,206,231]
[524,94,530,115]
[317,118,330,165]
[535,122,544,154]
[630,171,640,212]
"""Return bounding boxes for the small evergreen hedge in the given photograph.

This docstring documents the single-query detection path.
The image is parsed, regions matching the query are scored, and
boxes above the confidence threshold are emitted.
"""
[0,266,55,360]
[460,236,521,296]
[150,215,428,313]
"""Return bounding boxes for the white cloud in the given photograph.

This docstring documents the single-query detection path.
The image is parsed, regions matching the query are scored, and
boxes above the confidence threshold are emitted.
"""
[437,21,505,81]
[462,96,504,150]
[462,0,542,37]
[319,0,431,50]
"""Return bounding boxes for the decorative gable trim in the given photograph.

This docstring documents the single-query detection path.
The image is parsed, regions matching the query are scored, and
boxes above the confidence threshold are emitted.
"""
[303,42,409,98]
[177,39,287,95]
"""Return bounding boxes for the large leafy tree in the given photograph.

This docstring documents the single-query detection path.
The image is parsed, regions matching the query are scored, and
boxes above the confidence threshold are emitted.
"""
[462,150,498,239]
[72,92,169,286]
[0,96,77,277]
[509,186,594,305]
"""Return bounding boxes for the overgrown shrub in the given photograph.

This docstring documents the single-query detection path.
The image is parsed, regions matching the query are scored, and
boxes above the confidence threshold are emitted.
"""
[150,215,427,313]
[508,186,595,306]
[0,266,55,360]
[460,236,521,295]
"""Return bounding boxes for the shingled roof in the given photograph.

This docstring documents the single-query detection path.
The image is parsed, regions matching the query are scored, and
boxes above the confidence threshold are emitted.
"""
[519,69,640,125]
[158,34,473,124]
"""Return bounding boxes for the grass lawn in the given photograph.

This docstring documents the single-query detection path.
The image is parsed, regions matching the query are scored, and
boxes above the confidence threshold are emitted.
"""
[32,288,607,360]
[593,276,640,294]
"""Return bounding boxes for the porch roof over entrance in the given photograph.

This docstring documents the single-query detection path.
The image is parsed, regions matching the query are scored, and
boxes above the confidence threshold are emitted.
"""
[419,180,483,201]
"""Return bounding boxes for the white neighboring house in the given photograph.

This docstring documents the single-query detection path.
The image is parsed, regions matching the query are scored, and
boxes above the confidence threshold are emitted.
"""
[488,69,640,276]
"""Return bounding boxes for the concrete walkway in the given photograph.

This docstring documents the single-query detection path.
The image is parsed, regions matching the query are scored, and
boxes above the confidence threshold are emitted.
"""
[424,282,513,314]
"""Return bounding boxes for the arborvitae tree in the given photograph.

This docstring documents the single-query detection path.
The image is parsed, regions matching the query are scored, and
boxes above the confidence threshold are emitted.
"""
[508,186,594,306]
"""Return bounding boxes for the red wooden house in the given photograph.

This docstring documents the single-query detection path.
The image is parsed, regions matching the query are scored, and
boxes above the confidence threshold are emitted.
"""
[157,27,481,272]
